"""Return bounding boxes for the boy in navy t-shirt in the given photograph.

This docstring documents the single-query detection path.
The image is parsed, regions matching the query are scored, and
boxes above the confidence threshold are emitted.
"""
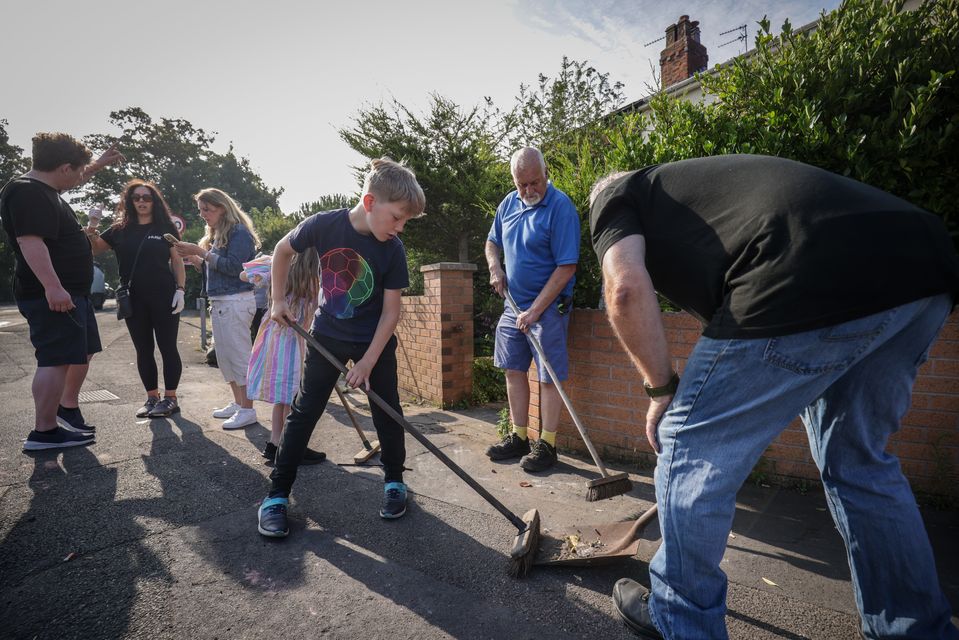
[258,158,426,538]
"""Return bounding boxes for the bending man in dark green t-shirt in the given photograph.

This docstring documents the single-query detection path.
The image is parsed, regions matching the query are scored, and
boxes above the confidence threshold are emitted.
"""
[589,154,959,640]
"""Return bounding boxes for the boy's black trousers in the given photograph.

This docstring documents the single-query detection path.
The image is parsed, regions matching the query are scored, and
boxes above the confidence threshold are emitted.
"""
[269,332,406,497]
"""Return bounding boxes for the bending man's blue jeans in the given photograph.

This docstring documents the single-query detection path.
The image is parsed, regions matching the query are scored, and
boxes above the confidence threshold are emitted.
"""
[647,294,957,640]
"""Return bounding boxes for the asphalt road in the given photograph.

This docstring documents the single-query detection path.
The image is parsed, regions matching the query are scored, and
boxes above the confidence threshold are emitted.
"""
[0,303,956,639]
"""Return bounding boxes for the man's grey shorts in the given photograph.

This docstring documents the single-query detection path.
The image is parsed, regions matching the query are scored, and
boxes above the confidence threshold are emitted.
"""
[493,302,571,383]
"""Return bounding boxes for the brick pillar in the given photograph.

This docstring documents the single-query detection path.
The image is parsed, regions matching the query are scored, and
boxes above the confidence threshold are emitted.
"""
[660,15,708,89]
[396,262,476,407]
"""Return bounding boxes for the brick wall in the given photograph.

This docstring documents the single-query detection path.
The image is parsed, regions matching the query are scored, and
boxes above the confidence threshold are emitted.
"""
[528,309,959,497]
[396,263,476,407]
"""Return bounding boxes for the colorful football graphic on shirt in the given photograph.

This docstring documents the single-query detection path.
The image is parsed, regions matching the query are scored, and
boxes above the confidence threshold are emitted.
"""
[320,248,374,319]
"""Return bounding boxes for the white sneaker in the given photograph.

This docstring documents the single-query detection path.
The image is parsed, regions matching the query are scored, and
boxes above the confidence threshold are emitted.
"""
[212,402,240,419]
[222,408,258,430]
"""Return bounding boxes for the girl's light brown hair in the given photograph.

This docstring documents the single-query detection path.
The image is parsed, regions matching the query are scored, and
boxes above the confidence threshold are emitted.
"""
[284,248,319,302]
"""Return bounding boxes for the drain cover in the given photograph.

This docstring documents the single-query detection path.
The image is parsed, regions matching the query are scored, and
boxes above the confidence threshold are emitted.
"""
[78,390,120,403]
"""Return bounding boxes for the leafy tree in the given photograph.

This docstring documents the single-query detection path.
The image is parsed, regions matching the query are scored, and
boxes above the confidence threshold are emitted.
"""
[548,0,959,307]
[340,94,508,264]
[505,56,626,155]
[297,194,354,217]
[699,0,958,237]
[0,120,29,300]
[81,107,282,241]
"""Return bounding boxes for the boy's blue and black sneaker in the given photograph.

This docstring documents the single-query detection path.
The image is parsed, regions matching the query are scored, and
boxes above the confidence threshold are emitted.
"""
[257,496,289,537]
[380,482,407,519]
[56,405,95,434]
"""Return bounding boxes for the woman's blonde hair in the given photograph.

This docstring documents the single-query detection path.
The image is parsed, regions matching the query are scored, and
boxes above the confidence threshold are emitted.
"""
[285,248,319,302]
[194,188,261,250]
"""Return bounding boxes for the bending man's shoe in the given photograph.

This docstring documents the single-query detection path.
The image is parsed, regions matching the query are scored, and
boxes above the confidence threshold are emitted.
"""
[612,579,664,639]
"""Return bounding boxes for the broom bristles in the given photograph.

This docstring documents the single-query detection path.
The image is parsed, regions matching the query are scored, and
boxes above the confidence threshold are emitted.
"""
[507,509,541,578]
[585,473,633,502]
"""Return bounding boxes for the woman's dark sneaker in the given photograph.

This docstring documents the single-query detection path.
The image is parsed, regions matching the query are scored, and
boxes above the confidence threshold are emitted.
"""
[301,448,327,465]
[148,397,180,418]
[485,432,531,460]
[136,397,159,418]
[520,439,557,472]
[56,405,95,434]
[380,482,408,519]
[257,497,289,537]
[23,427,95,452]
[263,443,326,466]
[263,442,278,462]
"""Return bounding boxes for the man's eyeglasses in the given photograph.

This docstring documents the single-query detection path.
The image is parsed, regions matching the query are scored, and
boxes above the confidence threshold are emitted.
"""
[132,194,154,203]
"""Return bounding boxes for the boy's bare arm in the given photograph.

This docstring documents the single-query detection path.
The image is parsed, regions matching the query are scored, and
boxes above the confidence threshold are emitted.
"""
[346,289,402,390]
[270,234,297,324]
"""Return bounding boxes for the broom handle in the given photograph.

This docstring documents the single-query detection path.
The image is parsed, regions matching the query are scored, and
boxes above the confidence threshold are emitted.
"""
[290,323,528,532]
[504,289,614,479]
[334,384,371,450]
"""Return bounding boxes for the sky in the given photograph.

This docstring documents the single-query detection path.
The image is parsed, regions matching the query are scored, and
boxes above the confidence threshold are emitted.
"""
[3,0,840,215]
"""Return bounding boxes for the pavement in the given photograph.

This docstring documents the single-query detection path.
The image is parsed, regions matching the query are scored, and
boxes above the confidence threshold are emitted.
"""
[0,303,956,640]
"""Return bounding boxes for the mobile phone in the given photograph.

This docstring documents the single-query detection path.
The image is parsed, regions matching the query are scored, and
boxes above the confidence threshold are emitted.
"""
[163,233,178,245]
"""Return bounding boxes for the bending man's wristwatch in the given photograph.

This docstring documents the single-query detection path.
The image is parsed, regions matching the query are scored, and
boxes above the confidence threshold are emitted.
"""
[644,371,680,398]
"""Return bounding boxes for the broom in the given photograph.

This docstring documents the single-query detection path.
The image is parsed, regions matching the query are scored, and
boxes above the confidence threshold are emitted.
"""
[289,322,541,577]
[333,385,381,464]
[504,289,633,501]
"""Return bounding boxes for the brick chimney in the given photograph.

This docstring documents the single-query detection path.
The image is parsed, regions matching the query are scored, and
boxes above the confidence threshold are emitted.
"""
[659,15,708,89]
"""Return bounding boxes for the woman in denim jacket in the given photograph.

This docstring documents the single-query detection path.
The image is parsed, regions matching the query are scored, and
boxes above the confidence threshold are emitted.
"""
[175,188,261,429]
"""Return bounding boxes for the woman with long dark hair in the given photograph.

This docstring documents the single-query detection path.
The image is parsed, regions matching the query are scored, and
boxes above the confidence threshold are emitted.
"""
[86,179,186,418]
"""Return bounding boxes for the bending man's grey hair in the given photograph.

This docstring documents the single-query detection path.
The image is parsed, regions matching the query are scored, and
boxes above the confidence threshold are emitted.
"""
[588,171,631,207]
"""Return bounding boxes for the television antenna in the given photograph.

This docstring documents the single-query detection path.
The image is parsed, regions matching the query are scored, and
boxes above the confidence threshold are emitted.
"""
[644,35,665,47]
[718,24,748,51]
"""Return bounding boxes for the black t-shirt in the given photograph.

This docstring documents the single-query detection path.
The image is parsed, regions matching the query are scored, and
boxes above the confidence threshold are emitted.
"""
[590,154,959,339]
[288,209,409,342]
[101,221,179,292]
[0,177,93,300]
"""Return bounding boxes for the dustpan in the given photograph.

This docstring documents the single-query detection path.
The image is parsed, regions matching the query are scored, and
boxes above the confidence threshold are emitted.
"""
[535,504,658,567]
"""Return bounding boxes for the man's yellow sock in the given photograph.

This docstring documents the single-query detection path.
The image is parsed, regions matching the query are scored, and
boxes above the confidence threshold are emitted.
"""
[513,425,528,440]
[540,430,556,446]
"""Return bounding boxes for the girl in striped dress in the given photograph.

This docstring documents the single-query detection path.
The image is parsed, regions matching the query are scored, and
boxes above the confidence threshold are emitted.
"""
[244,248,323,464]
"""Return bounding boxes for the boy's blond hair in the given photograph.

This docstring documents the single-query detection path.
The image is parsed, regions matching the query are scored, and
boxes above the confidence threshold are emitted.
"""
[363,157,426,218]
[195,187,262,251]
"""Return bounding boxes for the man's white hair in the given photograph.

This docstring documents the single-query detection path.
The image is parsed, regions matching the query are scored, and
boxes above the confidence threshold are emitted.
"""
[510,147,546,176]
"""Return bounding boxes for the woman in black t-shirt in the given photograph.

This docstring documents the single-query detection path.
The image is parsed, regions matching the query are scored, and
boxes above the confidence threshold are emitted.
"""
[87,180,187,418]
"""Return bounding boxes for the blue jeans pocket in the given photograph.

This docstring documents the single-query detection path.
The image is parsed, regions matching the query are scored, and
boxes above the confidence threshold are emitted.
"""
[762,310,894,375]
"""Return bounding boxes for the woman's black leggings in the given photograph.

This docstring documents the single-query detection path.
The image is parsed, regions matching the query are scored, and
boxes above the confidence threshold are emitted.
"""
[125,285,182,392]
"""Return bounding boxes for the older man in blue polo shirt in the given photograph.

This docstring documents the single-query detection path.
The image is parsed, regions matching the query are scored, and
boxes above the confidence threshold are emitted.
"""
[484,147,580,472]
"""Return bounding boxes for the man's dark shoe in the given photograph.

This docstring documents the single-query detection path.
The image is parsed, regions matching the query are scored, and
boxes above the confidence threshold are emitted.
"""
[485,432,530,460]
[612,579,664,639]
[257,497,289,537]
[56,405,95,434]
[135,397,159,418]
[379,482,407,519]
[23,427,95,452]
[520,439,557,472]
[147,397,180,418]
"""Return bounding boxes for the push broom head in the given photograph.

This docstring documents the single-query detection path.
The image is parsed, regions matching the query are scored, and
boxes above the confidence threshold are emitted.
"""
[585,472,633,502]
[507,509,541,578]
